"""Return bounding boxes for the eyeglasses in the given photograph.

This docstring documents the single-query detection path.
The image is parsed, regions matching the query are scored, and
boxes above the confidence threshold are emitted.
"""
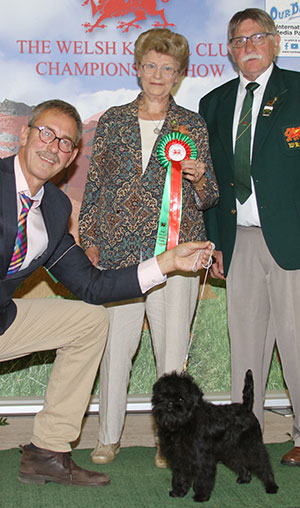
[29,125,76,153]
[141,63,178,78]
[230,32,274,48]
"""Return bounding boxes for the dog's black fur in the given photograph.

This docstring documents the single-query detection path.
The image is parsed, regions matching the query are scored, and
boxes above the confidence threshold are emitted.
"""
[152,370,278,502]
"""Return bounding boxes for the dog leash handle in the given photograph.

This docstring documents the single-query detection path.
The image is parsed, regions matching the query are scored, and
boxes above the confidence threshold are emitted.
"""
[192,242,215,272]
[184,242,215,371]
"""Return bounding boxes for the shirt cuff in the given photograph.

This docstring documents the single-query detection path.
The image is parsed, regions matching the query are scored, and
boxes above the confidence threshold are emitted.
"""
[138,257,167,293]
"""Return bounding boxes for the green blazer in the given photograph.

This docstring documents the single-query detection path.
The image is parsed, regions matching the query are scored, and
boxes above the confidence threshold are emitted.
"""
[199,65,300,275]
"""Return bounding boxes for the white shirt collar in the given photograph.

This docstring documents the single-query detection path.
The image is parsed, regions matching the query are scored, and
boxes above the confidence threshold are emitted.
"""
[238,63,274,94]
[14,155,44,206]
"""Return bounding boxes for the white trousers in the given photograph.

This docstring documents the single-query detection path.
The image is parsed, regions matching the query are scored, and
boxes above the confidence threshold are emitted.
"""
[227,226,300,446]
[98,272,200,444]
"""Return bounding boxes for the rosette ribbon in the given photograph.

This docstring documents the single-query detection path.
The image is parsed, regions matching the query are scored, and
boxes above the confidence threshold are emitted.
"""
[154,132,197,255]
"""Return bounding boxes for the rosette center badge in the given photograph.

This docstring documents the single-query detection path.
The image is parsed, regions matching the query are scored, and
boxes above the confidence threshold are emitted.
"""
[168,142,187,161]
[157,132,197,168]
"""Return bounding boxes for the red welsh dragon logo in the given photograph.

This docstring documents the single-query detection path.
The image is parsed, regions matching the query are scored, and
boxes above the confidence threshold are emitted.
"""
[284,127,300,143]
[82,0,175,33]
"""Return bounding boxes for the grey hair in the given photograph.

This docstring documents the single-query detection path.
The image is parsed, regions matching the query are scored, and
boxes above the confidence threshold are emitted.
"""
[228,8,277,41]
[28,99,82,144]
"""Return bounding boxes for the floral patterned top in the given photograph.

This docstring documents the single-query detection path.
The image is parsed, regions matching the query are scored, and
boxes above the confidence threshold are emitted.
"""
[79,94,219,269]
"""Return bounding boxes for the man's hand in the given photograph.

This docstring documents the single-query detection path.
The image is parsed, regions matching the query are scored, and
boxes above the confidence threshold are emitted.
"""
[156,241,214,275]
[210,250,226,280]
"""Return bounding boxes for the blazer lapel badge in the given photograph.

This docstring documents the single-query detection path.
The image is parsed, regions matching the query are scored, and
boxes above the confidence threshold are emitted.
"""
[262,97,278,117]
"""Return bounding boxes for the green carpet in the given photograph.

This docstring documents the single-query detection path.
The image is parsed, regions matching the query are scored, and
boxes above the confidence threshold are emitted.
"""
[1,443,299,508]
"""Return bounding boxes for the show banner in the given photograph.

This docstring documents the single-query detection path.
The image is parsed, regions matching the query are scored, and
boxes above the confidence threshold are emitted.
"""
[0,0,298,399]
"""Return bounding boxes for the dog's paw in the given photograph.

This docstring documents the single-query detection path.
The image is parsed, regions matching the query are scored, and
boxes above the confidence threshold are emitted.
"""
[237,469,251,484]
[169,489,187,498]
[193,493,211,502]
[265,482,278,494]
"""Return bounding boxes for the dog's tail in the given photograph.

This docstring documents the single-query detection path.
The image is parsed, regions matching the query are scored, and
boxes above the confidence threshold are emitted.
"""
[242,369,254,411]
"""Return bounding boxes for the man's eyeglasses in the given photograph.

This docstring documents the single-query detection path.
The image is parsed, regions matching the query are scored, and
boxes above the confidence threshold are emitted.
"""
[141,63,178,78]
[29,125,76,153]
[229,32,274,48]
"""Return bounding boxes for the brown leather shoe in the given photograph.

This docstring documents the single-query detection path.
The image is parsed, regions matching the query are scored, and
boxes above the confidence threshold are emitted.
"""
[18,444,110,486]
[281,446,300,466]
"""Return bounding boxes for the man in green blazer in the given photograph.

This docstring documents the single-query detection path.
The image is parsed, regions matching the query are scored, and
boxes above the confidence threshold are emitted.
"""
[200,7,300,466]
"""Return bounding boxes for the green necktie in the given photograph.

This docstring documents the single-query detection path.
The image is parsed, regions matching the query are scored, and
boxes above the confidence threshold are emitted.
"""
[234,82,260,204]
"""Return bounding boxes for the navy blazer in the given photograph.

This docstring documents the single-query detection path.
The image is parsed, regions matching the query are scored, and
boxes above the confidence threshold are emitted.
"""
[200,65,300,275]
[0,156,142,335]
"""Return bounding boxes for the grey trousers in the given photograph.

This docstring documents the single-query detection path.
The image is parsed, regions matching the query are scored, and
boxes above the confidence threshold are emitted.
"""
[227,226,300,446]
[98,272,200,444]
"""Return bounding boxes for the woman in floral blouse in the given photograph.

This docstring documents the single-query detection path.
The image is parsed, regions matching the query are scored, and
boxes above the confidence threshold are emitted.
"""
[79,28,219,467]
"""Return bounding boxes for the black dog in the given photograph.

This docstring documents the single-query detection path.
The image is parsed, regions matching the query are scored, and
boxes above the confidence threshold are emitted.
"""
[152,370,278,502]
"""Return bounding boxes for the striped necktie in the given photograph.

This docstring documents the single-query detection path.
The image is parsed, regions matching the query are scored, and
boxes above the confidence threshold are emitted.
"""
[234,82,260,204]
[6,193,34,276]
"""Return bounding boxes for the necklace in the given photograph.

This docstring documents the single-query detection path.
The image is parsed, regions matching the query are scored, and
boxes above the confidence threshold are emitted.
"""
[139,96,168,135]
[146,111,165,135]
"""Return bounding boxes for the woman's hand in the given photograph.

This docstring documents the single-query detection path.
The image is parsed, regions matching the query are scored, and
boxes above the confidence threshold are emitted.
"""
[85,246,99,267]
[181,159,206,185]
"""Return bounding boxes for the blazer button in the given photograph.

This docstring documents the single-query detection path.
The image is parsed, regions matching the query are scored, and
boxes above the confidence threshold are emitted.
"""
[229,182,235,187]
[231,209,237,215]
